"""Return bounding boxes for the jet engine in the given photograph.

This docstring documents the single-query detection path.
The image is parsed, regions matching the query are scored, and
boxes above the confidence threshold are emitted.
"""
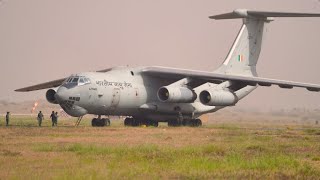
[158,86,197,103]
[46,89,59,104]
[199,89,238,106]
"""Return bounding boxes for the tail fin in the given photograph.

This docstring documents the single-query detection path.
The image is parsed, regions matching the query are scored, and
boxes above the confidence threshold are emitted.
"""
[212,9,320,76]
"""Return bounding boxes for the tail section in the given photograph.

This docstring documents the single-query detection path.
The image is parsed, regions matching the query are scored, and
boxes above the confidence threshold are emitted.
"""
[212,9,320,77]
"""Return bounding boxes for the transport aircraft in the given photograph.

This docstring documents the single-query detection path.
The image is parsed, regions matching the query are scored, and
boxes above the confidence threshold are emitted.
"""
[16,9,320,127]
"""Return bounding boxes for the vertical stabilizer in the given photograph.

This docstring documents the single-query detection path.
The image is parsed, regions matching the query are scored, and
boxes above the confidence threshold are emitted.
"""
[211,9,320,77]
[215,18,266,76]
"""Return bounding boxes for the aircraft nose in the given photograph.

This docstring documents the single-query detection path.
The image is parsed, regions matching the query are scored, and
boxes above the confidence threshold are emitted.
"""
[55,86,69,102]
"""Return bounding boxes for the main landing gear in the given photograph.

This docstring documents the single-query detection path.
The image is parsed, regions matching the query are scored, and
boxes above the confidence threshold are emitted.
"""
[91,115,111,127]
[124,118,159,127]
[168,119,202,127]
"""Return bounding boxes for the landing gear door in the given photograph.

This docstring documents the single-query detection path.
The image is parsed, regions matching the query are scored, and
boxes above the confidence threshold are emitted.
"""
[110,88,120,111]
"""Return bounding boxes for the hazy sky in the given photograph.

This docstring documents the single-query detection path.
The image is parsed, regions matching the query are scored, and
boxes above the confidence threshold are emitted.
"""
[0,0,320,110]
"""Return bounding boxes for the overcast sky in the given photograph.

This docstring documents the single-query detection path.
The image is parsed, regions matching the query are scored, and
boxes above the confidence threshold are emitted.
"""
[0,0,320,111]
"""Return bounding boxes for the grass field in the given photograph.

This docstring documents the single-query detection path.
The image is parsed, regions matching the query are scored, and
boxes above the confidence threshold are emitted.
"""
[0,115,319,179]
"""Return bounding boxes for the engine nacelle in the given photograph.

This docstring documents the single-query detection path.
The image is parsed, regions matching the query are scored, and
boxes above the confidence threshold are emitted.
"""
[158,86,197,103]
[46,89,58,104]
[199,89,238,106]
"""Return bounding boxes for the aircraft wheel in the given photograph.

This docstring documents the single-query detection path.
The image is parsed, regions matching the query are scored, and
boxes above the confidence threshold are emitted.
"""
[182,119,187,126]
[177,119,183,126]
[183,119,191,127]
[91,118,97,127]
[168,120,181,127]
[168,120,175,127]
[152,121,159,127]
[133,119,140,127]
[146,120,152,127]
[131,118,136,126]
[125,118,140,127]
[196,119,202,127]
[140,119,148,127]
[191,120,197,127]
[124,118,131,126]
[148,120,158,127]
[144,120,158,127]
[100,118,111,127]
[94,119,102,127]
[99,118,106,127]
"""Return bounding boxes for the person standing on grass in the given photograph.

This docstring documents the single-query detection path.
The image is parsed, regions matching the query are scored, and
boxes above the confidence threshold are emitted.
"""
[54,112,58,126]
[37,111,44,127]
[5,112,10,126]
[50,111,55,126]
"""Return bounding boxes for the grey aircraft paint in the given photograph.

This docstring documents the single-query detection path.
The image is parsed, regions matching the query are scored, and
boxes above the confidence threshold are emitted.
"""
[15,9,320,127]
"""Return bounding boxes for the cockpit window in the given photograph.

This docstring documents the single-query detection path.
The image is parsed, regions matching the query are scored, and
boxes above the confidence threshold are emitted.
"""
[72,78,79,83]
[78,78,85,85]
[63,76,91,87]
[79,78,84,83]
[84,78,91,84]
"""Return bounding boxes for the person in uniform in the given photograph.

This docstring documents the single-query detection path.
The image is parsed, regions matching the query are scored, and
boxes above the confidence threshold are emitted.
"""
[5,112,10,126]
[54,112,58,126]
[50,111,55,127]
[37,111,44,127]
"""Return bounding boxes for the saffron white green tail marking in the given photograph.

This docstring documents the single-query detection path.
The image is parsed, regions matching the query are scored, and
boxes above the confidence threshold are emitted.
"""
[237,55,244,62]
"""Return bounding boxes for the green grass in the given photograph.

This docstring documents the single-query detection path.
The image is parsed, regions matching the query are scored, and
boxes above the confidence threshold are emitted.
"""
[304,128,320,135]
[29,142,320,179]
[0,116,319,179]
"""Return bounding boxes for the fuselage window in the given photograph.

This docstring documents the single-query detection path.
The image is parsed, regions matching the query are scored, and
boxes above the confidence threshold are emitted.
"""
[67,78,73,83]
[131,71,134,76]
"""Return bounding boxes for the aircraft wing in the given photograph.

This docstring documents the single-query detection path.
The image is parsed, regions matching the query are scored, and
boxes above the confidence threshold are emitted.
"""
[15,68,111,92]
[15,78,67,92]
[141,66,320,92]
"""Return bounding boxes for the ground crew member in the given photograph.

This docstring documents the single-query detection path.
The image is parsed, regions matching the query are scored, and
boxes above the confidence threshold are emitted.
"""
[5,112,10,126]
[50,111,55,126]
[37,111,44,127]
[54,112,58,126]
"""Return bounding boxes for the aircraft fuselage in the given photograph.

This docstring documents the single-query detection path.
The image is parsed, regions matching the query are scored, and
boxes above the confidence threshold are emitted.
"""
[56,67,229,122]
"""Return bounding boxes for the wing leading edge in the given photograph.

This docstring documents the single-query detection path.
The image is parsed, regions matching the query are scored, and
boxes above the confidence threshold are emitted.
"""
[15,78,66,92]
[141,66,320,92]
[14,68,113,92]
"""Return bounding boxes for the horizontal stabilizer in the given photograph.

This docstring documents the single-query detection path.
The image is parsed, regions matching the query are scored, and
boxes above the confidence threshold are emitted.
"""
[210,9,320,20]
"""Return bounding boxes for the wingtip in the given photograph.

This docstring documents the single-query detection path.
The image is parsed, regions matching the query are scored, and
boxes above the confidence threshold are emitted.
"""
[209,10,247,20]
[14,89,25,92]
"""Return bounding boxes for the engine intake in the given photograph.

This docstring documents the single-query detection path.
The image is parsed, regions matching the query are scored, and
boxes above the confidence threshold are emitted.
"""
[200,89,238,106]
[46,89,58,104]
[158,86,197,103]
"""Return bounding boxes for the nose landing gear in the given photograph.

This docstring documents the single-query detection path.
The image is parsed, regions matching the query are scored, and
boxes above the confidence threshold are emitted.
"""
[91,115,111,127]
